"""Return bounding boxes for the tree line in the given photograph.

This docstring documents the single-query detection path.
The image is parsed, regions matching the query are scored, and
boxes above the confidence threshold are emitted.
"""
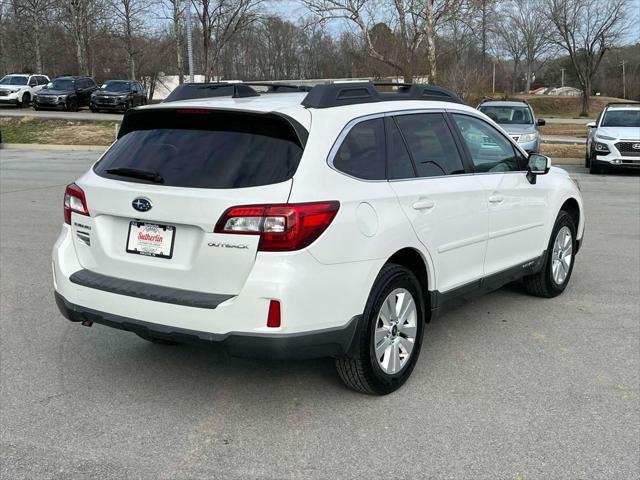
[0,0,637,114]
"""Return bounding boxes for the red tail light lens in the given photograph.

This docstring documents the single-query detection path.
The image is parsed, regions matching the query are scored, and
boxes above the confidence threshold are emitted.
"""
[214,201,340,251]
[64,183,89,224]
[267,300,281,328]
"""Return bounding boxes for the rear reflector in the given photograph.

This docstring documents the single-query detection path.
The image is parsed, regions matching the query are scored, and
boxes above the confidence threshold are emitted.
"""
[214,201,340,251]
[64,183,89,224]
[267,300,281,328]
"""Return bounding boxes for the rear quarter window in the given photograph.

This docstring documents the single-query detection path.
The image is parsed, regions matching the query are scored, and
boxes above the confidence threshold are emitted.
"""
[94,109,305,189]
[332,118,386,180]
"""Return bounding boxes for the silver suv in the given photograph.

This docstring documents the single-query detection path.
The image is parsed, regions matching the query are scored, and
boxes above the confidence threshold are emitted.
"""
[477,100,545,154]
[585,103,640,174]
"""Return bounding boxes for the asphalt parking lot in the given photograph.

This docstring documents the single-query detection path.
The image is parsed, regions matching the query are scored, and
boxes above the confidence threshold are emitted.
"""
[1,149,638,479]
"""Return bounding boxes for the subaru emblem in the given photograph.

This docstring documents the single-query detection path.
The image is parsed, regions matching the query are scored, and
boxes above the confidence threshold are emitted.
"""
[132,197,152,212]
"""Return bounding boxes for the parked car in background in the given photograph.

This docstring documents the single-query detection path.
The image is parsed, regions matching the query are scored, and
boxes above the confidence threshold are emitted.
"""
[53,82,584,395]
[477,100,545,154]
[0,73,49,107]
[33,76,98,111]
[585,102,640,174]
[90,80,147,113]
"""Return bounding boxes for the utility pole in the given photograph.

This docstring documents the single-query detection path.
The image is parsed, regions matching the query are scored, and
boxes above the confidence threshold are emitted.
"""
[492,63,496,94]
[185,0,194,83]
[621,60,626,99]
[561,68,565,88]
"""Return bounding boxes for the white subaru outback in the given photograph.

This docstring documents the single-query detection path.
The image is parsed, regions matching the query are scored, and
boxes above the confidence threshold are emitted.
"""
[53,82,585,394]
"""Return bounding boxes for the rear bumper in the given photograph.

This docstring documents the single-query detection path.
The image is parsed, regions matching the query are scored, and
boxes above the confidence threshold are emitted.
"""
[55,291,360,359]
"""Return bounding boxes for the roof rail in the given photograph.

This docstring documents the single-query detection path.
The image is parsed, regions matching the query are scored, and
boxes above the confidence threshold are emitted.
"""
[164,82,311,103]
[478,98,529,105]
[301,82,464,108]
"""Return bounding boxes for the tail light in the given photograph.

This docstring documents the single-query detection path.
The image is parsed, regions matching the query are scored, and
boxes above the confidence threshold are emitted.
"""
[214,201,340,251]
[64,183,89,224]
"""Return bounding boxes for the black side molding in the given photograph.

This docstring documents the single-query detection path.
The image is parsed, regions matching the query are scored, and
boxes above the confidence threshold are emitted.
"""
[55,292,361,360]
[430,252,546,317]
[69,269,233,309]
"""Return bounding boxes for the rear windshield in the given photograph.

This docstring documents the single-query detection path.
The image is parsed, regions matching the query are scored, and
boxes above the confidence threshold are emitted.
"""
[94,109,305,189]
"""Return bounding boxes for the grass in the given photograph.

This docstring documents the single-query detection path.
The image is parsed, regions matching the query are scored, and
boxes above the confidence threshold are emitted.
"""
[541,142,585,160]
[0,117,117,146]
[539,123,589,138]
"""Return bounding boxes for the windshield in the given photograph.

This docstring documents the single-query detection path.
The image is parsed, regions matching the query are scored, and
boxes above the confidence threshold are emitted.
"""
[479,106,533,124]
[0,75,27,86]
[602,110,640,128]
[48,79,75,90]
[101,81,131,92]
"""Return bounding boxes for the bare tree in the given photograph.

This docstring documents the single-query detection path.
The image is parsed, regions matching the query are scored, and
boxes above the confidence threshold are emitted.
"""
[495,14,525,93]
[11,0,54,72]
[58,0,104,74]
[112,0,152,78]
[191,0,261,80]
[547,0,628,115]
[301,0,461,83]
[161,0,185,83]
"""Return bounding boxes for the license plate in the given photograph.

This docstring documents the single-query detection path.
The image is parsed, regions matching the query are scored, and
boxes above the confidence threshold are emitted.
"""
[126,221,175,259]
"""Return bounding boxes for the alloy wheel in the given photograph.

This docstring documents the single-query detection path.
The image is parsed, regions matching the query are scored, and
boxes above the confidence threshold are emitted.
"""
[374,288,418,375]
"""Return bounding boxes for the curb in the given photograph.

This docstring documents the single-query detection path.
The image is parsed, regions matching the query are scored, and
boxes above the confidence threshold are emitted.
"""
[0,143,108,151]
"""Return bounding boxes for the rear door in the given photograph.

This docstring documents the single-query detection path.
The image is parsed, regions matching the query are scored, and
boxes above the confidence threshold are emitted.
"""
[72,108,306,295]
[448,112,549,276]
[387,112,488,293]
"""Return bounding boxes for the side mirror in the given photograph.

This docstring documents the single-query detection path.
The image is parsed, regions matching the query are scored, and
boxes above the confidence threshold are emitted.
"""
[29,80,37,87]
[586,121,596,128]
[536,118,546,126]
[526,153,551,184]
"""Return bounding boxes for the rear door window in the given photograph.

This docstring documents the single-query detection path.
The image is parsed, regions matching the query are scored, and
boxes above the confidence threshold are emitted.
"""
[94,109,305,189]
[332,118,386,180]
[394,113,466,177]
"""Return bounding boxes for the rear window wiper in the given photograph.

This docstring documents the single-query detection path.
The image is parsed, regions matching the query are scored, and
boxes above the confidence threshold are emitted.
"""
[105,167,165,184]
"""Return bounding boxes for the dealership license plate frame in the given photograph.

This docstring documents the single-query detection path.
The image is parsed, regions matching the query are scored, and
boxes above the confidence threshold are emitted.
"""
[126,221,176,259]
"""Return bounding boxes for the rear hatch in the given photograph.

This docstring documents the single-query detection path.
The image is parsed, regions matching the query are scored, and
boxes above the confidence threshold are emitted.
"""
[71,107,306,295]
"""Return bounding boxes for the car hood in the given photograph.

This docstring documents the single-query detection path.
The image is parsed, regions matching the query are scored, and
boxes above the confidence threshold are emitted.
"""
[37,89,73,96]
[0,84,27,89]
[596,126,640,140]
[498,124,537,135]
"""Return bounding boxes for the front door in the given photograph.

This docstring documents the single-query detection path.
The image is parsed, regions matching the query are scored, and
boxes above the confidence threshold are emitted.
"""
[386,112,488,293]
[449,112,549,276]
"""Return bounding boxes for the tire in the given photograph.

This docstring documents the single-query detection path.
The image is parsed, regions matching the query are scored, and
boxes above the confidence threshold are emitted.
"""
[589,160,602,174]
[67,98,79,112]
[523,210,577,298]
[33,104,40,111]
[136,333,179,345]
[584,148,590,168]
[19,93,30,107]
[335,263,425,395]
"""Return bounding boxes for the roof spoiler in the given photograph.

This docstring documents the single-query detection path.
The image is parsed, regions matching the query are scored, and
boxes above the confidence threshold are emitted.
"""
[300,82,464,109]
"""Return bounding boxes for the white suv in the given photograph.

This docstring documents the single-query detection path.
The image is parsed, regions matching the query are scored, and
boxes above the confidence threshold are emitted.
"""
[52,83,585,394]
[0,73,49,107]
[585,102,640,174]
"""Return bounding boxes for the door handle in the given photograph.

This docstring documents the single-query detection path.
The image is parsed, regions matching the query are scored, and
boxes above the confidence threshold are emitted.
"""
[488,193,504,204]
[412,199,435,210]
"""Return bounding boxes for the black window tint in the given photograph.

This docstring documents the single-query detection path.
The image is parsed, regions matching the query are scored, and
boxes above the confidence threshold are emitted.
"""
[452,114,521,173]
[395,113,465,177]
[333,118,385,180]
[94,110,304,189]
[387,119,415,179]
[38,76,47,85]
